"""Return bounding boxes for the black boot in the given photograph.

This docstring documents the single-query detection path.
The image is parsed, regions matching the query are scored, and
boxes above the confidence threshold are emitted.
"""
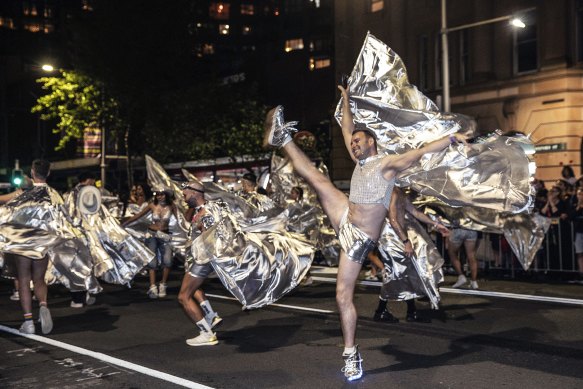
[374,309,399,323]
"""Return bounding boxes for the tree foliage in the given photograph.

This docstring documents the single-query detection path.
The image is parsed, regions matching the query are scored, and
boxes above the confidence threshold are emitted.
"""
[31,71,125,150]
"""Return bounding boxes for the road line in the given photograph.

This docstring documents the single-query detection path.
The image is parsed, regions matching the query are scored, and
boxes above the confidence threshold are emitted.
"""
[206,294,334,313]
[310,276,583,306]
[0,324,214,389]
[439,287,583,306]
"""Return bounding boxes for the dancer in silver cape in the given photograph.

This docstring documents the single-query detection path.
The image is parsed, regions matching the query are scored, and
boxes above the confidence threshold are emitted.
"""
[263,86,468,381]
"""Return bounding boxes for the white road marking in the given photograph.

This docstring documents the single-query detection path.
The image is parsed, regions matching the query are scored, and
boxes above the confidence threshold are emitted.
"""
[310,276,583,306]
[0,324,214,389]
[206,294,334,313]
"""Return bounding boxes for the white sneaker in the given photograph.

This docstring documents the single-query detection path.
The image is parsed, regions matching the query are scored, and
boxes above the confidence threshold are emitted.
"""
[470,280,479,290]
[85,293,96,306]
[452,275,467,288]
[70,301,84,308]
[10,290,20,301]
[147,285,158,299]
[158,283,167,298]
[19,321,35,334]
[207,314,223,329]
[186,331,218,346]
[39,305,53,334]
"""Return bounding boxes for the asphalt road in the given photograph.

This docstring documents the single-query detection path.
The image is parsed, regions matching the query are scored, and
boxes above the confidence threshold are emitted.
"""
[1,269,583,389]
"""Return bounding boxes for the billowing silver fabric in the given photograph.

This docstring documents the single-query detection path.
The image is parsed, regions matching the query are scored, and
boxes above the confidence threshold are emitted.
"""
[191,212,314,309]
[334,32,534,214]
[146,155,316,307]
[0,185,101,293]
[415,197,550,270]
[144,155,191,254]
[63,185,154,285]
[378,216,443,309]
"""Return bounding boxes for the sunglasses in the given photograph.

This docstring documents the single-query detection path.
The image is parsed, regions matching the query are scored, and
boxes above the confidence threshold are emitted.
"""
[181,183,204,194]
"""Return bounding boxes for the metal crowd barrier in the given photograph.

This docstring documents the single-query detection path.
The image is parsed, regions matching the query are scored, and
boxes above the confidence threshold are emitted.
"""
[434,220,580,278]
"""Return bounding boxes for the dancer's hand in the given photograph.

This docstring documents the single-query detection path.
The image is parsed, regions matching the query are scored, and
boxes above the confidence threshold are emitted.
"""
[404,240,414,257]
[337,85,349,100]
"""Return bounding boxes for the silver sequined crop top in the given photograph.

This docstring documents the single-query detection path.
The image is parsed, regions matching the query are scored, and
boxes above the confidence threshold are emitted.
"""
[349,155,395,209]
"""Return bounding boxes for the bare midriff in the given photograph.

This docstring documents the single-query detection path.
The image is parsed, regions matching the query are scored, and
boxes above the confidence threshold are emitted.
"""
[347,202,387,241]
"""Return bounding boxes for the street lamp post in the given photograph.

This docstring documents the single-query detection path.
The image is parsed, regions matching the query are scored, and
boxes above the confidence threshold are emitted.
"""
[440,0,527,112]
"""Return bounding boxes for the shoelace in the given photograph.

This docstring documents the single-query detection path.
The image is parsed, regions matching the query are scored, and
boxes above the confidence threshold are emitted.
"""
[341,353,362,375]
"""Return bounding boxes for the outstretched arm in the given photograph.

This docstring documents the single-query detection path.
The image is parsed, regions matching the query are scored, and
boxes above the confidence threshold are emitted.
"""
[381,133,468,179]
[0,189,22,204]
[122,203,152,226]
[404,199,450,236]
[337,85,357,163]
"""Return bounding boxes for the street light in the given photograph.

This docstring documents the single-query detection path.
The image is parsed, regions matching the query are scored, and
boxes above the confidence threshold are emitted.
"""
[41,64,54,72]
[440,0,528,112]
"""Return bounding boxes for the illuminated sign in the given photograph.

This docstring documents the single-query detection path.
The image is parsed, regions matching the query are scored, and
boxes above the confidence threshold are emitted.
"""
[535,143,567,153]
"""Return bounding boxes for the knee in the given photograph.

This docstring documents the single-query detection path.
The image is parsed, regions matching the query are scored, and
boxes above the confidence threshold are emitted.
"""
[177,291,190,307]
[336,287,351,309]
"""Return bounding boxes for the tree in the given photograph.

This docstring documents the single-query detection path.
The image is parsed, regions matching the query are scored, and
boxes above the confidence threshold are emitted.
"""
[31,70,125,152]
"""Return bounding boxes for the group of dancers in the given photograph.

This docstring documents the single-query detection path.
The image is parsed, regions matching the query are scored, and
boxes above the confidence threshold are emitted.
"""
[1,34,535,382]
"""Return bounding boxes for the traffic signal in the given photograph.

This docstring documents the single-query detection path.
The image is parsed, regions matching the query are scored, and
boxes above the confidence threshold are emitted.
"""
[11,168,23,188]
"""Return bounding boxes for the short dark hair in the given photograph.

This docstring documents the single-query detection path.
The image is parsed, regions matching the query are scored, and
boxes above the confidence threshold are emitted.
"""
[352,128,377,149]
[32,159,50,179]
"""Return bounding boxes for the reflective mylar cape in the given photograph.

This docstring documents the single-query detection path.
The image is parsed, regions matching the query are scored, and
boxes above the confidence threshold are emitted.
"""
[63,185,154,285]
[333,32,534,214]
[142,155,190,255]
[145,155,315,308]
[0,184,101,293]
[378,216,444,309]
[415,197,550,271]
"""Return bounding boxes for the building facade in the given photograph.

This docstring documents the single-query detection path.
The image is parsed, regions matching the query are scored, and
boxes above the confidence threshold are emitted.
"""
[333,0,583,185]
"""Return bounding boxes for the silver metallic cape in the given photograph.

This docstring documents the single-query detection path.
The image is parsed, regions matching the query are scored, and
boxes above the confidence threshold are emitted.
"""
[190,210,314,309]
[0,185,101,293]
[63,186,154,285]
[334,32,533,214]
[417,198,550,271]
[144,155,191,254]
[378,216,443,309]
[147,155,316,307]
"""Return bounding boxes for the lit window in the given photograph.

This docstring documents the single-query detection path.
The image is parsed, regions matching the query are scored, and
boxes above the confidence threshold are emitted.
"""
[309,57,331,71]
[25,23,41,33]
[210,3,230,20]
[43,23,54,34]
[203,43,215,55]
[44,6,53,18]
[219,24,230,35]
[284,39,304,52]
[274,7,280,16]
[241,4,254,15]
[23,2,30,16]
[370,0,384,12]
[242,25,251,35]
[31,4,38,16]
[82,0,93,11]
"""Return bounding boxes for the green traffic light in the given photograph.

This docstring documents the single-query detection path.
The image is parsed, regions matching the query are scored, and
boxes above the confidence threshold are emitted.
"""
[13,177,22,186]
